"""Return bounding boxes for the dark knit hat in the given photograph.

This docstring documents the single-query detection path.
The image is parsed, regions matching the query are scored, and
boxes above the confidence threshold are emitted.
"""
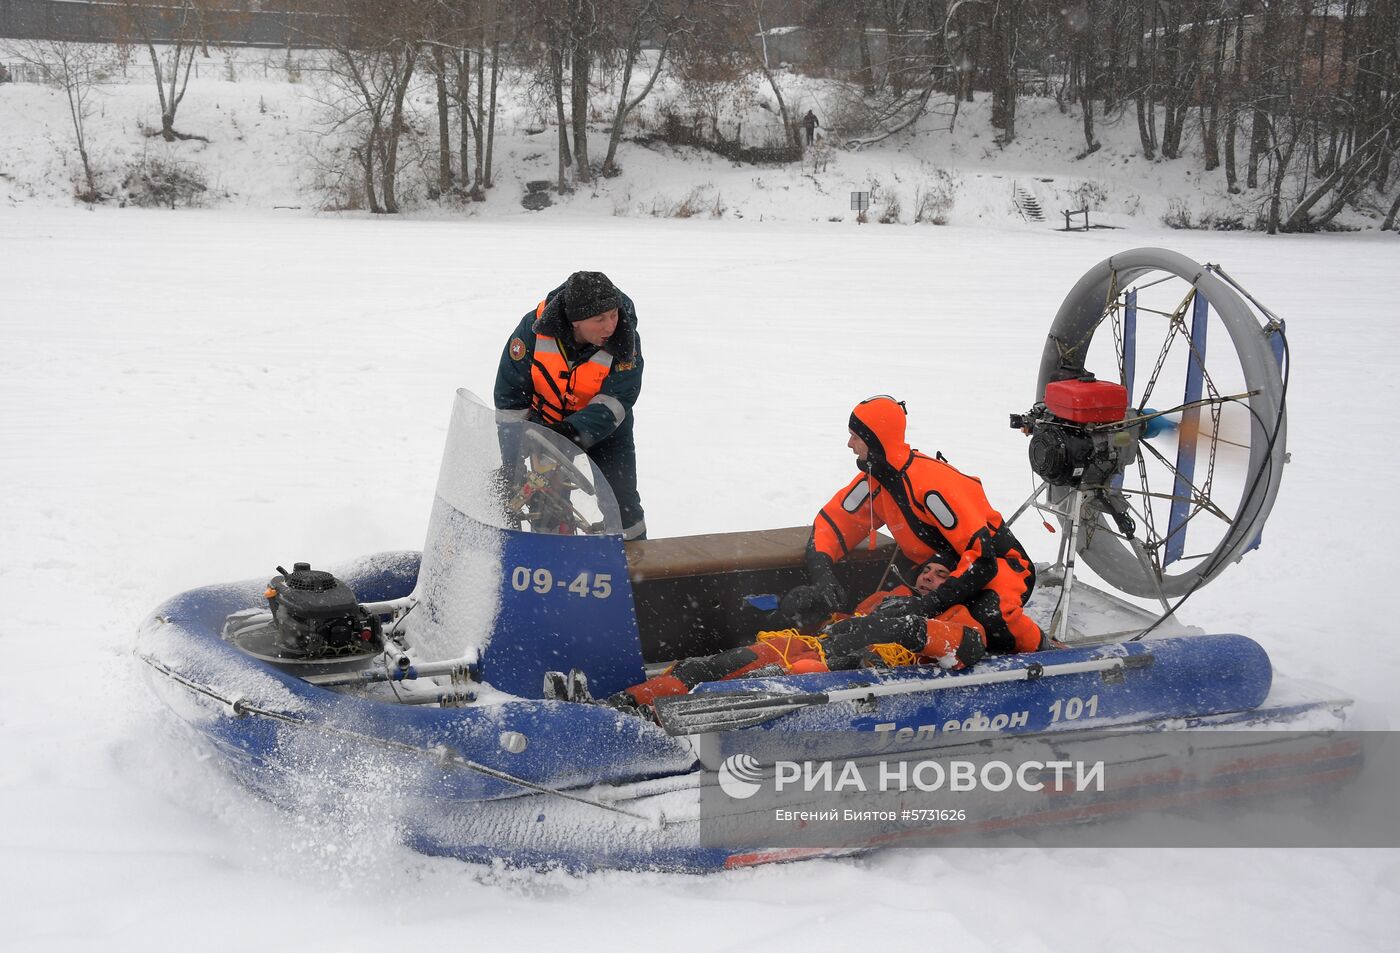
[563,271,619,322]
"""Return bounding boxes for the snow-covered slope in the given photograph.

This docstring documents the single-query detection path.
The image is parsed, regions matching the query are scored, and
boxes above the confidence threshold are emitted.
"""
[2,45,1394,231]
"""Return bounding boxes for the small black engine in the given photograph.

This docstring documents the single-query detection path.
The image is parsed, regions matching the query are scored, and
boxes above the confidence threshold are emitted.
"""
[265,562,382,659]
[1011,376,1139,538]
[1014,414,1125,488]
[1011,377,1132,490]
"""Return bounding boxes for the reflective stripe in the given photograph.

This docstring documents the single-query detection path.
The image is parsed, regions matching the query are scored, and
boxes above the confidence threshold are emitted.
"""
[841,481,870,513]
[534,337,562,356]
[589,393,627,426]
[588,351,614,370]
[623,518,647,540]
[924,491,958,529]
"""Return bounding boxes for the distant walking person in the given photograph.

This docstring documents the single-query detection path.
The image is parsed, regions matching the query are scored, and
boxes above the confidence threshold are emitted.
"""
[494,271,647,540]
[801,110,820,145]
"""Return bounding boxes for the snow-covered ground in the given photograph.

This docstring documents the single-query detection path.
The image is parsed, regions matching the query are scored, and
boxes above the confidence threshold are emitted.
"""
[2,204,1398,950]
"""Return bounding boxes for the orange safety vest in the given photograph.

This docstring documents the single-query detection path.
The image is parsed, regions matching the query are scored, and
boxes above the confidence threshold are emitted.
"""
[527,299,615,425]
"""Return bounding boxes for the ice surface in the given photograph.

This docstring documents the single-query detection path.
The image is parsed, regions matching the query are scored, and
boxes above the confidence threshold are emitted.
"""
[2,205,1397,950]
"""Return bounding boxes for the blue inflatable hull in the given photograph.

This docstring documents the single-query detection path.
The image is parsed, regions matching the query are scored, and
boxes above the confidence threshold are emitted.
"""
[138,550,1336,871]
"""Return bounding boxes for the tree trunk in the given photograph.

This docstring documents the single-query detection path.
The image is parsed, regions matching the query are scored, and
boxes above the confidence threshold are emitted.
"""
[1201,14,1226,172]
[433,46,452,196]
[1135,5,1155,158]
[1382,189,1400,231]
[753,1,797,150]
[571,34,592,183]
[552,37,570,192]
[457,50,473,195]
[1267,135,1295,234]
[858,14,873,93]
[362,130,381,213]
[1136,94,1155,158]
[887,1,908,99]
[1247,85,1276,191]
[603,36,639,176]
[991,0,1018,141]
[604,29,669,175]
[1078,3,1098,155]
[473,39,485,196]
[484,39,499,189]
[1158,3,1182,158]
[1224,107,1239,191]
[1285,128,1390,229]
[1223,7,1246,192]
[379,46,417,214]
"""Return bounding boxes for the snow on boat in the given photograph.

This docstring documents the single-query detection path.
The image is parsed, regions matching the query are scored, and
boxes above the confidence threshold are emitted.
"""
[137,249,1356,870]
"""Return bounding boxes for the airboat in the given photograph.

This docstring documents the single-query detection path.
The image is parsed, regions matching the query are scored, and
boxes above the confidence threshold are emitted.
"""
[137,248,1355,870]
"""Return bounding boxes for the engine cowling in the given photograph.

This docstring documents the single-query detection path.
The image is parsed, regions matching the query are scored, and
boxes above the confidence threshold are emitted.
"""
[265,562,382,659]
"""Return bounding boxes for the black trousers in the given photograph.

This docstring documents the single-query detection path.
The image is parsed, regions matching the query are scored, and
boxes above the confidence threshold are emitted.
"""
[589,422,646,539]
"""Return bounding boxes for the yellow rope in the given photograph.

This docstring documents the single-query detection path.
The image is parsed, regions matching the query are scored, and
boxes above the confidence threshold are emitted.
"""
[756,628,827,666]
[753,630,921,670]
[865,643,920,668]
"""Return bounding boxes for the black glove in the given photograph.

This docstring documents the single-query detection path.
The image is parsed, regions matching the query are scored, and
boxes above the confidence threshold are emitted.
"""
[776,584,838,630]
[805,546,847,612]
[825,647,893,671]
[873,589,952,619]
[870,595,920,618]
[820,613,925,658]
[547,419,584,447]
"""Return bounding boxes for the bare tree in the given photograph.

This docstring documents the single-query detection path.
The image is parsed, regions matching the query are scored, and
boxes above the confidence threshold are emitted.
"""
[117,0,214,142]
[311,2,426,213]
[1068,1,1100,155]
[570,0,597,181]
[1284,122,1396,229]
[748,0,800,149]
[1384,188,1400,230]
[430,44,454,195]
[990,0,1021,142]
[3,39,113,201]
[1223,1,1247,191]
[600,0,681,175]
[1198,0,1226,172]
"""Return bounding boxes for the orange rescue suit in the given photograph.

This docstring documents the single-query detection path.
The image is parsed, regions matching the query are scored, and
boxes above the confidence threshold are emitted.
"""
[814,396,1042,654]
[618,587,984,707]
[851,585,985,664]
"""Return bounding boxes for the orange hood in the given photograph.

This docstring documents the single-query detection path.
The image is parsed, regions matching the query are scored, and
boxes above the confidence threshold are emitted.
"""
[849,396,912,471]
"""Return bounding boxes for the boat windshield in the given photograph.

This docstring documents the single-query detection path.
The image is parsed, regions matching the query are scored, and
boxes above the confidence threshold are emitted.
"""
[432,388,623,537]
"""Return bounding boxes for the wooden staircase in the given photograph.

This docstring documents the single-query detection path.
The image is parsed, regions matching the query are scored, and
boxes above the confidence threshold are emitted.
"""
[1013,183,1046,222]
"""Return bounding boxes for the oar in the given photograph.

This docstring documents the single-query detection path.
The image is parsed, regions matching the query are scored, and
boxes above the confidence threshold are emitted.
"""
[652,654,1153,736]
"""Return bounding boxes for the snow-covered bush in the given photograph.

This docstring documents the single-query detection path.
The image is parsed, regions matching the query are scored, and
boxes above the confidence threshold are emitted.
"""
[119,149,209,208]
[915,169,956,225]
[646,185,725,219]
[1073,180,1108,210]
[1162,198,1193,230]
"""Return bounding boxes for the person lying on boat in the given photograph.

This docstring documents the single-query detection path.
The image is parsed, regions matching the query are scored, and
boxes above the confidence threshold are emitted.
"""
[608,554,986,709]
[777,395,1042,657]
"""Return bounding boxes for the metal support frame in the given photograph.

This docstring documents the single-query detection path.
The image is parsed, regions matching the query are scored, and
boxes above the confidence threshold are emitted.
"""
[1009,480,1175,644]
